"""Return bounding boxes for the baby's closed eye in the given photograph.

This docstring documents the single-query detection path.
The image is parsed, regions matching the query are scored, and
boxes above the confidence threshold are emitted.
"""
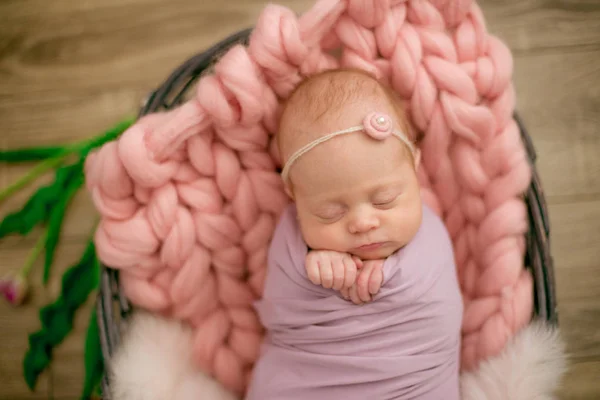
[314,205,345,222]
[372,190,401,207]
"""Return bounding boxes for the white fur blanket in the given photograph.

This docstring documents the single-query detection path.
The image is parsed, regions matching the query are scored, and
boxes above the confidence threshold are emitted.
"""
[108,312,567,400]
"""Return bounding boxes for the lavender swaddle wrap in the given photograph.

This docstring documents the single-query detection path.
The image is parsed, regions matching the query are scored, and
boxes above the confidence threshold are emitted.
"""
[245,203,463,400]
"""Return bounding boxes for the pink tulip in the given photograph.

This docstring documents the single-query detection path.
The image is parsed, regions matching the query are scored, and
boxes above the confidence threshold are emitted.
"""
[1,273,28,306]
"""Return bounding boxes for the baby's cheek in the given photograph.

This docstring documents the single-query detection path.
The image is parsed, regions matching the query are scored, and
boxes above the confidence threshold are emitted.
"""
[304,223,345,251]
[391,205,422,243]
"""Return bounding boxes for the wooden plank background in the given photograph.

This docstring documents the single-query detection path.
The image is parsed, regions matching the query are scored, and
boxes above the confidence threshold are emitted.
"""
[1,0,599,399]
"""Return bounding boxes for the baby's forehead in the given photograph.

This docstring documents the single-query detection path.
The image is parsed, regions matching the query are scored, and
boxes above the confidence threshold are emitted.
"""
[291,130,410,194]
[278,69,401,157]
[281,69,387,124]
[317,178,402,197]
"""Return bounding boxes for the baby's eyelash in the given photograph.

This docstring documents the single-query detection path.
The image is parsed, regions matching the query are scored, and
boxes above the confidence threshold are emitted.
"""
[373,198,393,205]
[320,210,344,218]
[373,193,399,206]
[314,206,345,221]
[317,213,344,224]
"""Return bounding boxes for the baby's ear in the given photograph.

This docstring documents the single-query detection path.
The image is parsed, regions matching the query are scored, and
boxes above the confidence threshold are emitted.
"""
[284,182,294,200]
[413,148,421,170]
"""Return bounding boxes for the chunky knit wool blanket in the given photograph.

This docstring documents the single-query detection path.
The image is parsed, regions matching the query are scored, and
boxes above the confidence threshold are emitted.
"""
[84,0,534,395]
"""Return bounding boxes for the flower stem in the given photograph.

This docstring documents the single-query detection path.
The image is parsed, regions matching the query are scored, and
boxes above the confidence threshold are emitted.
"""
[0,117,135,205]
[0,153,70,204]
[21,228,49,279]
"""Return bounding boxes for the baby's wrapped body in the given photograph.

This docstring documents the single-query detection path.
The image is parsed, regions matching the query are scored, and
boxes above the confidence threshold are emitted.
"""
[246,203,463,400]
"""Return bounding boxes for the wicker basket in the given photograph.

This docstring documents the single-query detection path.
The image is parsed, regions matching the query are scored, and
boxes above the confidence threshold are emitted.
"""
[95,28,558,399]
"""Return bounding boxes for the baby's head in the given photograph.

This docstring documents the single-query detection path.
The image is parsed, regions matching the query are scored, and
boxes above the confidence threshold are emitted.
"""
[277,68,423,260]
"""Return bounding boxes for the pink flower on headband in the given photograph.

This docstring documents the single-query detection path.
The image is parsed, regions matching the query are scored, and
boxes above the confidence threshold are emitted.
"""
[363,112,393,140]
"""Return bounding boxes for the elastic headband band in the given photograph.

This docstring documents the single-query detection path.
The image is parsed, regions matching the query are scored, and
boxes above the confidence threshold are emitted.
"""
[281,111,416,184]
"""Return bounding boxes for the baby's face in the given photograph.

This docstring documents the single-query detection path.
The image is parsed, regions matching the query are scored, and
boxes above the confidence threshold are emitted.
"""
[289,125,422,260]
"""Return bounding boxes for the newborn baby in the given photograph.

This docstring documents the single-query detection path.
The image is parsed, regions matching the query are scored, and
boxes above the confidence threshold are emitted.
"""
[245,68,463,400]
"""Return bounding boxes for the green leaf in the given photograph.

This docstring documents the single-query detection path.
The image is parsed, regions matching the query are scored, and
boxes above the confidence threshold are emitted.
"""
[0,146,66,162]
[11,117,135,392]
[0,161,80,239]
[23,240,100,390]
[43,164,85,284]
[81,303,104,400]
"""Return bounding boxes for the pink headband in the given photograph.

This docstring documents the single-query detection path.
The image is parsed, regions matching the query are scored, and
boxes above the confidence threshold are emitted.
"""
[281,112,416,183]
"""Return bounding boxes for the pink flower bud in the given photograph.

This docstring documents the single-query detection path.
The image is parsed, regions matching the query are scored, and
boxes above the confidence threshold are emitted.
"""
[1,274,28,306]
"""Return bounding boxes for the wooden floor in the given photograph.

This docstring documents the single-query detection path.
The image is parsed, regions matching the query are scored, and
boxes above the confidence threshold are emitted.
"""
[0,0,598,399]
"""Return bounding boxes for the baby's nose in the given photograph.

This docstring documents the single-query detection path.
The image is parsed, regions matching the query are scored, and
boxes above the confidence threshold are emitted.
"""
[348,209,379,234]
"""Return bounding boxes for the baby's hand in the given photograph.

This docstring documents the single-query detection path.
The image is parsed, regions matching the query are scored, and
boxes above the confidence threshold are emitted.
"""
[340,259,384,305]
[305,250,363,291]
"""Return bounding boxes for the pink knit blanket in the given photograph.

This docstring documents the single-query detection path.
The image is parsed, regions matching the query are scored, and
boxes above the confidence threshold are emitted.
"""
[84,0,534,395]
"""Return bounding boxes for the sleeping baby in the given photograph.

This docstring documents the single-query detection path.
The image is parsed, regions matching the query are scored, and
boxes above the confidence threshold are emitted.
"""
[245,68,464,400]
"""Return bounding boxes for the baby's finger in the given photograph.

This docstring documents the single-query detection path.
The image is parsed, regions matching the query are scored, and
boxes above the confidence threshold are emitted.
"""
[356,264,373,302]
[306,259,321,285]
[348,284,363,305]
[331,259,345,290]
[340,287,350,300]
[351,256,363,269]
[342,256,357,289]
[320,259,334,289]
[369,263,384,295]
